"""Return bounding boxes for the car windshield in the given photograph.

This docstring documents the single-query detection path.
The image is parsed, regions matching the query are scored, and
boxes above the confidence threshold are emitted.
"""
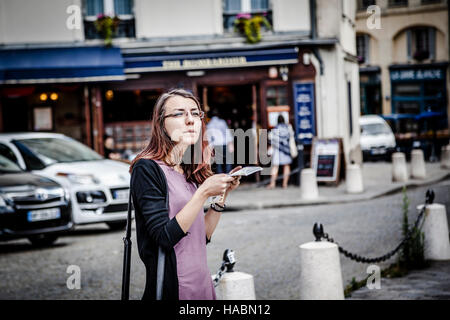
[14,137,103,166]
[0,154,22,173]
[361,123,392,136]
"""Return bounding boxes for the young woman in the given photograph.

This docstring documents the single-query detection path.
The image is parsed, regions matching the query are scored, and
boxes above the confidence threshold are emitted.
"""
[267,115,292,189]
[129,89,241,300]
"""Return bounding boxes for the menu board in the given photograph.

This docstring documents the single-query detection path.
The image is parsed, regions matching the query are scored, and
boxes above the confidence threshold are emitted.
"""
[311,138,342,183]
[293,82,316,145]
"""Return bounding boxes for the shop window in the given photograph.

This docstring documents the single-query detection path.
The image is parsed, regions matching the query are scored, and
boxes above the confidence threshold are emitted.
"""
[357,0,376,11]
[388,0,408,7]
[266,85,287,107]
[223,0,272,31]
[356,34,370,64]
[392,80,446,119]
[83,0,135,40]
[407,27,436,61]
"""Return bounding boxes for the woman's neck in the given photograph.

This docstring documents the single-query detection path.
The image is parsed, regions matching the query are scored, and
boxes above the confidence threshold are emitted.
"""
[166,144,187,173]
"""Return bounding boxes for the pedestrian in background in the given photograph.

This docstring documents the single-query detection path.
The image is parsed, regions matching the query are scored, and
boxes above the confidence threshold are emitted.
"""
[103,135,121,160]
[267,115,292,189]
[129,89,242,300]
[206,108,234,174]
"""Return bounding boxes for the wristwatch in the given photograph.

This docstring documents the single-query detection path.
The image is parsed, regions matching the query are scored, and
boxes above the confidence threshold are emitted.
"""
[210,202,226,212]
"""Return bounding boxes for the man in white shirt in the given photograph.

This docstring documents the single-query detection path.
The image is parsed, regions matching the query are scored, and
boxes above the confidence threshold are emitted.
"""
[206,109,234,174]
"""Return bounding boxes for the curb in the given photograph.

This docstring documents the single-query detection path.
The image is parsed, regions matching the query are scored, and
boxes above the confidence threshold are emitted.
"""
[223,172,450,211]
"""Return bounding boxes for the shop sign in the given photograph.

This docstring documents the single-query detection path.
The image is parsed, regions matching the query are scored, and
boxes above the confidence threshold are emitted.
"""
[311,138,343,184]
[162,57,247,70]
[293,82,316,145]
[390,69,443,81]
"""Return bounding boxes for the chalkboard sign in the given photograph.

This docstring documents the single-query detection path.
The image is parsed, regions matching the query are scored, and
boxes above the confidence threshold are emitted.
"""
[311,138,343,183]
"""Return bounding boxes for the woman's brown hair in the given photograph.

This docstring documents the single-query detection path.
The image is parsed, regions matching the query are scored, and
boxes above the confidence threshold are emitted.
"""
[129,88,213,185]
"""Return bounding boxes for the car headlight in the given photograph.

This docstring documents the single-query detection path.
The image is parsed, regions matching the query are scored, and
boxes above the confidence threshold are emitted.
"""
[56,173,99,185]
[64,188,70,202]
[0,195,7,207]
[0,195,14,214]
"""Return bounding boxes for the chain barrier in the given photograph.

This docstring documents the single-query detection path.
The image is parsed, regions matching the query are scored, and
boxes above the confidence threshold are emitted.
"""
[313,189,435,263]
[212,249,236,287]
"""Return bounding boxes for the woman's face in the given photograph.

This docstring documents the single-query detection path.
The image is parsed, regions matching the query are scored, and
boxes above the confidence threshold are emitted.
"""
[163,95,203,146]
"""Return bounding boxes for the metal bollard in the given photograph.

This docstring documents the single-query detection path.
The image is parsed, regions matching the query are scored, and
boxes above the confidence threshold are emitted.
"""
[411,149,426,179]
[301,168,319,200]
[298,224,344,300]
[392,152,408,182]
[213,249,256,300]
[417,203,450,260]
[346,163,364,193]
[441,145,450,169]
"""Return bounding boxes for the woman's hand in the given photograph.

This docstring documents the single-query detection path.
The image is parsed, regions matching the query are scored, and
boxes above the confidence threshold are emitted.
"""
[197,174,235,199]
[226,166,242,193]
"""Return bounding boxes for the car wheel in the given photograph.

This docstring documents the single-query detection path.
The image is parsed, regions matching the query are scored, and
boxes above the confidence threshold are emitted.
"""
[106,221,127,231]
[28,234,58,247]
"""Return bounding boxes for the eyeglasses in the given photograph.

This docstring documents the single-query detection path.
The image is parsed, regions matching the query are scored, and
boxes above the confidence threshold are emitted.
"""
[164,109,205,120]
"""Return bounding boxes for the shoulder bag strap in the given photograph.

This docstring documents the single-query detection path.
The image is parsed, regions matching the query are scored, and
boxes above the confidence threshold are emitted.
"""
[156,161,168,300]
[121,190,133,300]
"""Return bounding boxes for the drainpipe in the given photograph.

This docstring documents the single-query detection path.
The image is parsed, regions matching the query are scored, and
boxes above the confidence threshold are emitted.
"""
[309,0,324,75]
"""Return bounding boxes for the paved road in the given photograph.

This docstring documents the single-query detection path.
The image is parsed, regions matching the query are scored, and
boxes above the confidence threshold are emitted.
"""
[0,179,449,299]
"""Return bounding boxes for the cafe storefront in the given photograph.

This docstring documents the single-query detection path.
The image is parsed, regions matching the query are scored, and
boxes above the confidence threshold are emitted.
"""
[103,44,319,172]
[387,62,449,159]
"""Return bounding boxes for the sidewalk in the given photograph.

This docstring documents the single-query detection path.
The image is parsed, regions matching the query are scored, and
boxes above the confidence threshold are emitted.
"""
[223,162,450,210]
[348,260,450,300]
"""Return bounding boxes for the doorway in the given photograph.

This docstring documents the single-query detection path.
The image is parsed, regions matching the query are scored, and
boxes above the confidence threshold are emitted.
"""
[199,84,260,179]
[1,96,30,132]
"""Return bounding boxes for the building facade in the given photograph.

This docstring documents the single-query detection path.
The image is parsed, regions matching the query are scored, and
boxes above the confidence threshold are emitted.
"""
[0,0,361,171]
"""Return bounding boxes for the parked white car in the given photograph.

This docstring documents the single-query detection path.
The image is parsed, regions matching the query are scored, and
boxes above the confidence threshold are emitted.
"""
[359,115,397,161]
[0,132,130,229]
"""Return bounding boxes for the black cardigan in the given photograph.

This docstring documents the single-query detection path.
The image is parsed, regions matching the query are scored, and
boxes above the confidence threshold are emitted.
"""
[130,159,187,300]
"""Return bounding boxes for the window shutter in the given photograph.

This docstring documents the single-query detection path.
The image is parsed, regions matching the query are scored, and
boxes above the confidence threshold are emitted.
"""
[429,27,436,60]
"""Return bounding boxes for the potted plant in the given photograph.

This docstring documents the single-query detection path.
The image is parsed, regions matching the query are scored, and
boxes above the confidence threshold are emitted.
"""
[94,14,120,46]
[233,13,271,44]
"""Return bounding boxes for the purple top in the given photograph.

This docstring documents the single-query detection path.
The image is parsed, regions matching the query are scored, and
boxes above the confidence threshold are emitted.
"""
[155,160,216,300]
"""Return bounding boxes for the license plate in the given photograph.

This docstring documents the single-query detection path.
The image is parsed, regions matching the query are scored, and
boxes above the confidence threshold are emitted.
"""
[113,189,129,201]
[371,148,386,155]
[27,208,61,222]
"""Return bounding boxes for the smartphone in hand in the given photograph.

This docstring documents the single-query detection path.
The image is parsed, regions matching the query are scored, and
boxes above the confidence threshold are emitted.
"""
[229,166,263,177]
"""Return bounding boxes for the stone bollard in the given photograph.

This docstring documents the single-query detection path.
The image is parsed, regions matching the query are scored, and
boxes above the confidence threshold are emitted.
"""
[214,272,256,300]
[346,163,364,193]
[301,168,319,200]
[417,203,450,261]
[298,241,344,300]
[410,149,426,179]
[441,145,450,169]
[392,152,408,182]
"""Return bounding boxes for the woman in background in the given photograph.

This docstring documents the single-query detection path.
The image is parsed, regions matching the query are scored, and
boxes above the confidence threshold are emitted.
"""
[267,115,292,189]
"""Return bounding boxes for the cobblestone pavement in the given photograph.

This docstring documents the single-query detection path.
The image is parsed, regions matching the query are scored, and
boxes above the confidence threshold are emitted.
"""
[348,261,450,300]
[0,179,449,299]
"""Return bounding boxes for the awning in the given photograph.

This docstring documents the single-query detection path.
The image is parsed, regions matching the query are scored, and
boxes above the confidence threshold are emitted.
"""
[381,114,417,121]
[0,47,126,84]
[123,47,299,73]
